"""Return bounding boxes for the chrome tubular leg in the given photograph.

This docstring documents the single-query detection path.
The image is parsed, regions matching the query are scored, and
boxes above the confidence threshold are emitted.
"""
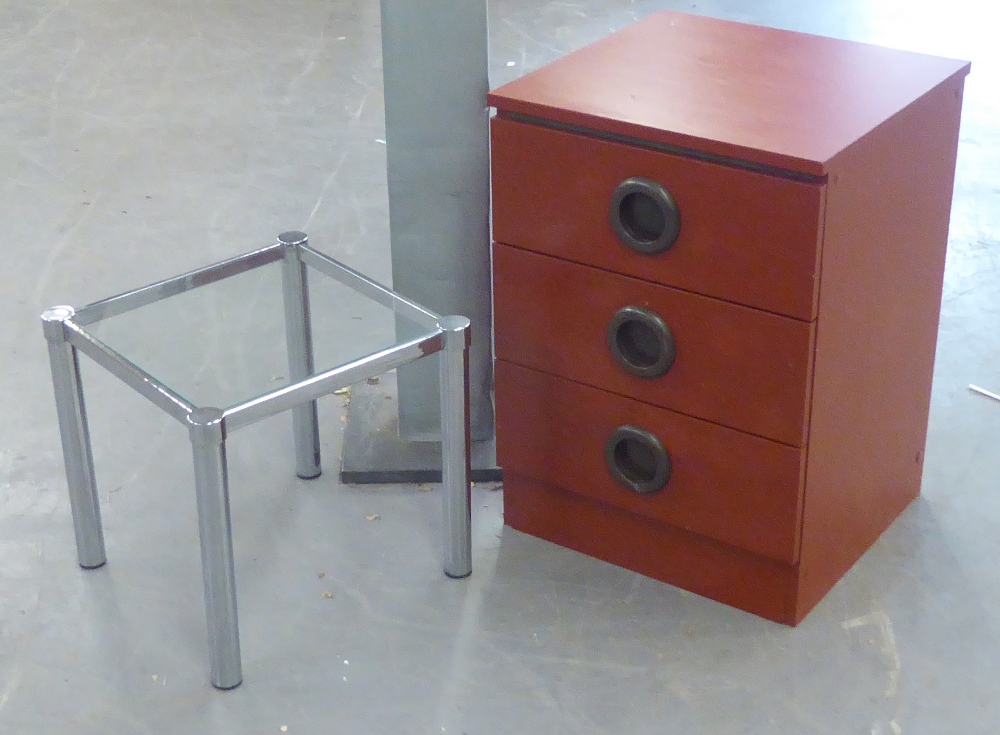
[187,408,242,690]
[279,231,321,479]
[437,316,472,579]
[42,306,107,569]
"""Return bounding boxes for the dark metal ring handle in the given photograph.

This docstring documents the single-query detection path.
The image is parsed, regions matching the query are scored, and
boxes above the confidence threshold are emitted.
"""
[609,177,681,254]
[605,425,672,495]
[607,306,676,379]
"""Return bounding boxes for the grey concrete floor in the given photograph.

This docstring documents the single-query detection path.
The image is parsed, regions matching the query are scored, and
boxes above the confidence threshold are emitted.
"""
[1,0,998,733]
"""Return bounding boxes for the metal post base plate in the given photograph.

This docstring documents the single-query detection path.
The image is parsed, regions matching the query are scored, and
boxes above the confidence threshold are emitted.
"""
[340,372,502,485]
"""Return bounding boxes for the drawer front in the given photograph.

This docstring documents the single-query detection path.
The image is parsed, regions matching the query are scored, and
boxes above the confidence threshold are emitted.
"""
[495,360,805,563]
[494,244,814,446]
[491,116,825,320]
[502,472,801,624]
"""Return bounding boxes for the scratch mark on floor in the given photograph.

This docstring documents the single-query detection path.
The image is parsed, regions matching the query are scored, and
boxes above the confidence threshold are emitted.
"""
[302,150,348,231]
[0,663,22,713]
[501,18,564,55]
[0,1,71,62]
[31,191,103,305]
[843,611,901,697]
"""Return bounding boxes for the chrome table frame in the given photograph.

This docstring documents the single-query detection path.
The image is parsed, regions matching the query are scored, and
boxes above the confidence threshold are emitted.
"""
[41,232,473,690]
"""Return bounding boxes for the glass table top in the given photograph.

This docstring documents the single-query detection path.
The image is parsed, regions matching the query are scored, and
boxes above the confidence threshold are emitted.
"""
[69,240,441,413]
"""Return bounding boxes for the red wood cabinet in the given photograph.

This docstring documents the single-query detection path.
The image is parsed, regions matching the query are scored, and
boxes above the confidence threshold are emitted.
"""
[489,11,969,624]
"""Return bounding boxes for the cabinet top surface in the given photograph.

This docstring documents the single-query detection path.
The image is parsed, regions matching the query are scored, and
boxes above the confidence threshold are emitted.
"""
[488,11,969,176]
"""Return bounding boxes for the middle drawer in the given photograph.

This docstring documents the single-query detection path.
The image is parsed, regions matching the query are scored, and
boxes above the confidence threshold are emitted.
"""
[494,243,815,446]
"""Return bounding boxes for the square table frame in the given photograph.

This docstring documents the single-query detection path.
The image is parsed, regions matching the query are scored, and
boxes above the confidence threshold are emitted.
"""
[41,232,473,689]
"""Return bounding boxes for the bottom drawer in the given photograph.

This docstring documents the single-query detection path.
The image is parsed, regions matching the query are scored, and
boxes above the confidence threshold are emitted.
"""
[496,360,806,563]
[503,473,804,625]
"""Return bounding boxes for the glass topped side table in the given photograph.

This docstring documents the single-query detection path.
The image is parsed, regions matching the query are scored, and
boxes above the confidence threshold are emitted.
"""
[41,232,473,690]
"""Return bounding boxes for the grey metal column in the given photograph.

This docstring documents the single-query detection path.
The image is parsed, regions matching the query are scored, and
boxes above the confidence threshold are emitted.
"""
[380,0,494,442]
[438,316,472,579]
[279,231,321,479]
[187,407,242,690]
[41,306,107,570]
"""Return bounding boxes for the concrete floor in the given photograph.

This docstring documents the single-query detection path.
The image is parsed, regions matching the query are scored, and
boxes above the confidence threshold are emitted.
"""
[1,0,998,732]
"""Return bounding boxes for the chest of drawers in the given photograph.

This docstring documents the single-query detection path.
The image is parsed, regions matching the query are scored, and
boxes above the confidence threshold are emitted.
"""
[488,11,969,624]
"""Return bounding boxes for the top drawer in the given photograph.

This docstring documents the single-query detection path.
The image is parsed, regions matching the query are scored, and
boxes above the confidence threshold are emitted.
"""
[491,116,826,320]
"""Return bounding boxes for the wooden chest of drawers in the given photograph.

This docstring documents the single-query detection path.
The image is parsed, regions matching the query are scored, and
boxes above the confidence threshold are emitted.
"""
[488,11,970,624]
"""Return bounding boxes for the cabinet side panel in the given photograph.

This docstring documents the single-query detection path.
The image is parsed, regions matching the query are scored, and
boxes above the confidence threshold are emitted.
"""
[797,76,967,618]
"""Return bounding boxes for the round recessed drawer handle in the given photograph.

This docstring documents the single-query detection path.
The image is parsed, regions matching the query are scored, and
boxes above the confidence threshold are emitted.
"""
[607,306,676,379]
[609,177,681,254]
[605,425,672,495]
